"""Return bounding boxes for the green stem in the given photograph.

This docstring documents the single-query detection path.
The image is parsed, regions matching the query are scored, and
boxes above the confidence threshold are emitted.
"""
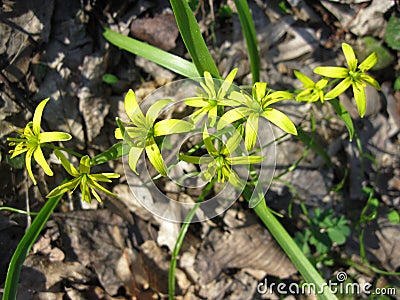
[168,180,215,300]
[3,188,65,300]
[44,144,83,158]
[0,207,38,216]
[250,191,338,300]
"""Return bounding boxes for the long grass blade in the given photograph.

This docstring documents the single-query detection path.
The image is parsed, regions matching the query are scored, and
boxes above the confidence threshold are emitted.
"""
[243,188,338,300]
[3,191,65,300]
[170,0,220,78]
[103,28,199,78]
[233,0,260,83]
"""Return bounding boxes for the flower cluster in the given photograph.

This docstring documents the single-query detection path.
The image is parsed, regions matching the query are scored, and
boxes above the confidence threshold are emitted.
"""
[295,43,380,117]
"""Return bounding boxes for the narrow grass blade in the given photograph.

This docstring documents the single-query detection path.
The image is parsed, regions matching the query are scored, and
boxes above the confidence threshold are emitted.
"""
[103,28,199,78]
[233,0,260,83]
[3,190,65,300]
[330,98,355,141]
[170,0,220,78]
[243,188,338,300]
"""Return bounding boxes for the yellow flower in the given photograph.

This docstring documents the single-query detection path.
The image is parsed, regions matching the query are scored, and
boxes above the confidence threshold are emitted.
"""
[179,125,264,188]
[7,98,72,185]
[46,150,120,203]
[185,69,238,126]
[294,70,328,103]
[115,89,194,176]
[218,82,297,151]
[314,43,380,117]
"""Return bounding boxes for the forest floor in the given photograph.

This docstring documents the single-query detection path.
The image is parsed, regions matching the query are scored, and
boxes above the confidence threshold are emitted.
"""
[0,0,399,299]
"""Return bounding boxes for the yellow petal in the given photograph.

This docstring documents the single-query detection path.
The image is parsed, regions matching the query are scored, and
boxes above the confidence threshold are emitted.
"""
[40,131,72,143]
[358,52,377,72]
[314,66,348,78]
[25,147,36,185]
[359,74,380,90]
[79,155,91,174]
[218,68,238,99]
[124,89,144,123]
[352,81,366,117]
[342,43,358,71]
[33,146,53,176]
[325,77,352,100]
[262,108,297,135]
[154,119,194,136]
[145,137,167,176]
[245,113,259,151]
[146,99,173,125]
[293,71,315,88]
[203,71,216,98]
[128,146,144,174]
[54,150,79,177]
[33,98,50,135]
[218,107,249,130]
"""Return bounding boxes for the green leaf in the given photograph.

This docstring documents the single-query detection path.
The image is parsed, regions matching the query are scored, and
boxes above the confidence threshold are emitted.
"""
[102,73,119,84]
[327,227,348,245]
[170,0,220,78]
[388,210,400,224]
[360,36,394,70]
[233,0,260,83]
[6,153,25,169]
[103,28,199,78]
[91,142,130,165]
[385,15,400,51]
[394,77,400,91]
[3,189,65,300]
[330,98,355,140]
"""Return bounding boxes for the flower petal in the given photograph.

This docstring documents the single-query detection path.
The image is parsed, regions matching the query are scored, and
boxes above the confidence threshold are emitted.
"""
[227,170,244,188]
[342,43,358,71]
[227,155,264,165]
[315,78,329,90]
[89,186,103,202]
[264,91,293,107]
[125,89,145,123]
[33,98,50,135]
[128,146,144,174]
[218,107,249,130]
[261,108,297,135]
[229,91,252,106]
[80,175,91,202]
[208,105,218,127]
[245,113,259,151]
[314,66,348,78]
[26,147,36,185]
[79,155,91,174]
[324,77,352,99]
[89,176,118,197]
[359,74,380,90]
[46,177,81,198]
[185,97,209,107]
[352,81,366,117]
[10,142,28,158]
[54,150,79,177]
[154,119,194,136]
[358,52,377,72]
[203,71,216,98]
[223,127,243,156]
[146,99,173,125]
[40,131,72,143]
[294,71,315,88]
[202,125,218,156]
[218,68,237,99]
[252,82,267,101]
[145,137,167,176]
[33,146,53,176]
